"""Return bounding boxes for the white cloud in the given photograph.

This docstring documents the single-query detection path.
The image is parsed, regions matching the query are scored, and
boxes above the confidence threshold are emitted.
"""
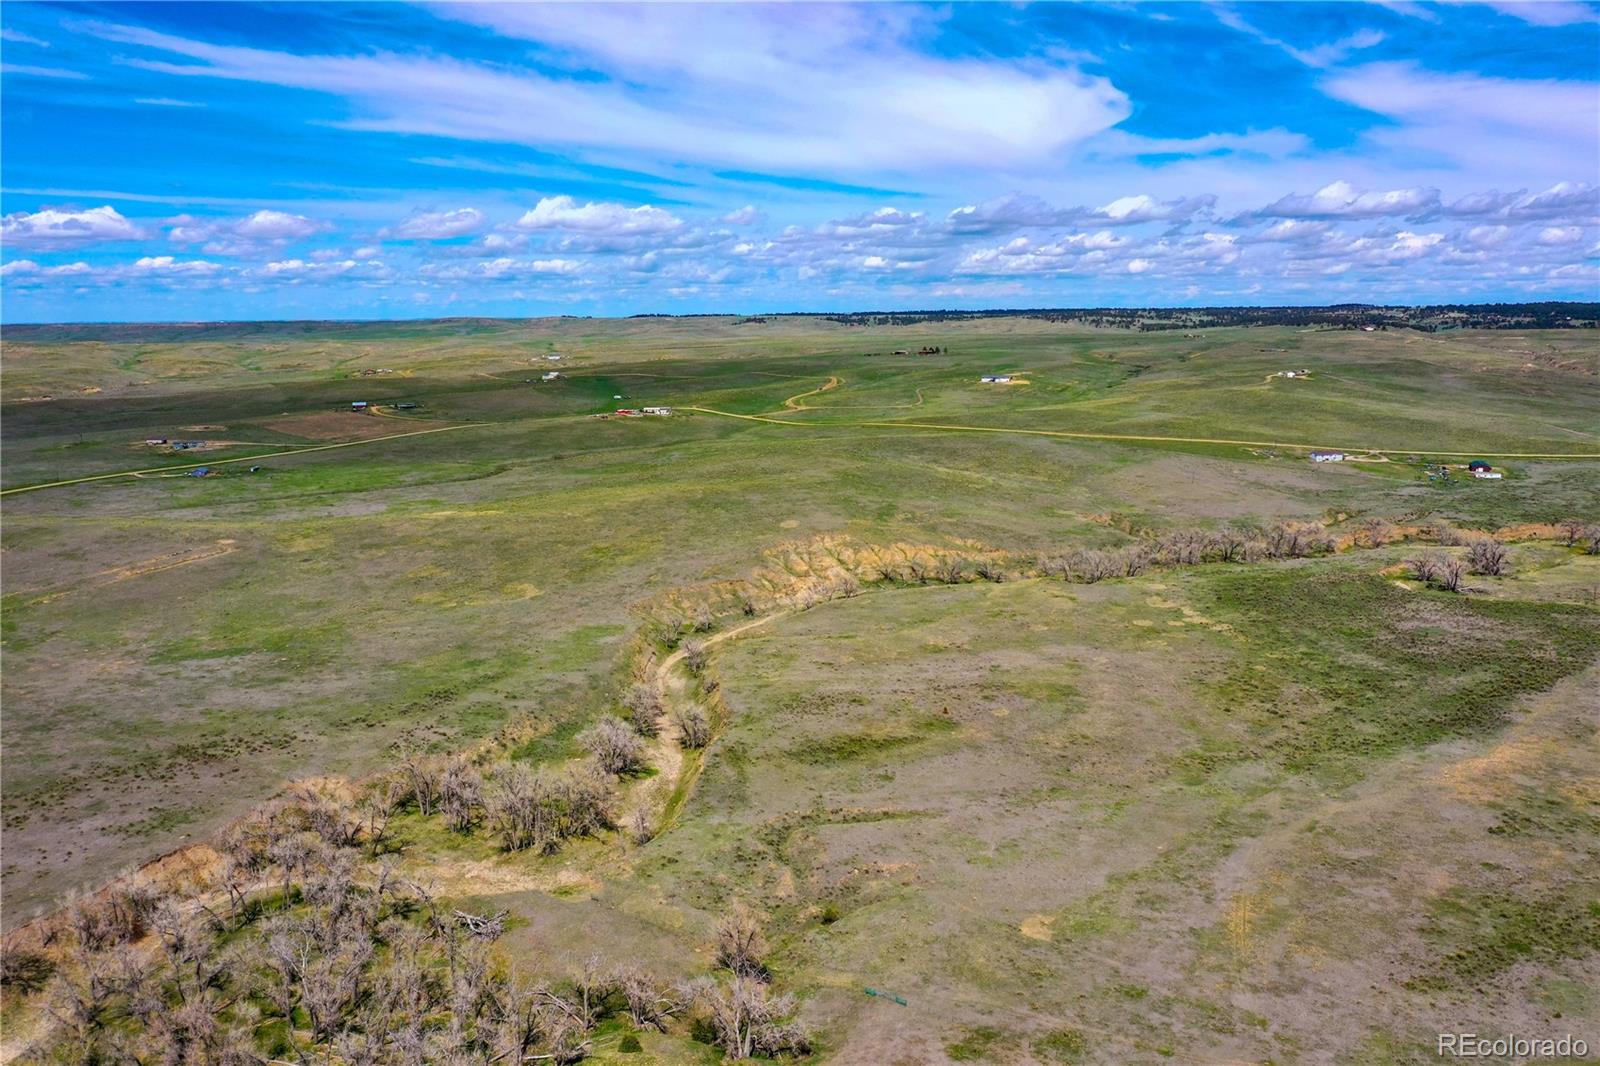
[1094,193,1216,225]
[382,207,486,240]
[1321,63,1599,178]
[2,63,88,79]
[132,255,221,276]
[2,205,145,247]
[1,28,50,47]
[134,97,203,108]
[718,205,762,225]
[1257,180,1440,219]
[1537,225,1585,245]
[1257,219,1334,242]
[513,196,683,236]
[234,210,323,240]
[84,9,1129,174]
[1483,1,1599,26]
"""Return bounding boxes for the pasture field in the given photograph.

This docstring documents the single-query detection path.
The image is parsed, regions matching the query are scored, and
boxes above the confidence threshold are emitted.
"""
[1,315,1597,1063]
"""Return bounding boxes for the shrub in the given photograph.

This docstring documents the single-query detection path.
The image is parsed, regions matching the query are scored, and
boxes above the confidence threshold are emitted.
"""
[581,717,647,776]
[623,682,664,737]
[673,704,712,749]
[1467,538,1509,577]
[715,907,768,980]
[618,1033,643,1053]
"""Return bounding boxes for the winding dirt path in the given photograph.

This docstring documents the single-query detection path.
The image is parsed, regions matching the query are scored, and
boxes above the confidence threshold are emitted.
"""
[782,375,841,411]
[646,612,787,826]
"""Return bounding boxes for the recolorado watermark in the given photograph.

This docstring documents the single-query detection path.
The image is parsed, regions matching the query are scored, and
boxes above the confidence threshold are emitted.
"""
[1438,1033,1588,1059]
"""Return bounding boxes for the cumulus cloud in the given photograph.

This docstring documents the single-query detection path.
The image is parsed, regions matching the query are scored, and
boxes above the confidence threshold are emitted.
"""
[132,255,221,276]
[234,210,324,240]
[381,207,486,240]
[0,259,92,282]
[513,196,683,236]
[1256,180,1440,220]
[1537,225,1585,245]
[946,194,1071,235]
[718,205,762,225]
[1093,193,1216,225]
[2,205,145,247]
[166,209,328,252]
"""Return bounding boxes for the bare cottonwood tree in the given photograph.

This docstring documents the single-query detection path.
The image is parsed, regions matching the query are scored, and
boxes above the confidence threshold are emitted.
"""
[1468,538,1509,576]
[439,758,484,833]
[623,681,664,736]
[715,907,768,981]
[684,976,810,1060]
[581,717,646,776]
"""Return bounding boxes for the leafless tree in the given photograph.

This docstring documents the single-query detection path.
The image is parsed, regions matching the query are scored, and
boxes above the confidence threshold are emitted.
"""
[683,639,709,675]
[485,763,614,854]
[1424,518,1464,546]
[1468,538,1509,576]
[692,603,715,632]
[673,704,712,749]
[581,717,646,776]
[439,758,484,833]
[1210,528,1250,563]
[399,750,444,816]
[1156,529,1208,566]
[1264,521,1334,559]
[715,907,768,981]
[1119,545,1152,577]
[1558,517,1587,546]
[615,966,676,1031]
[1434,555,1467,592]
[623,681,664,737]
[1358,517,1395,548]
[626,807,655,847]
[1406,552,1441,583]
[359,775,403,853]
[684,976,810,1060]
[973,557,1007,582]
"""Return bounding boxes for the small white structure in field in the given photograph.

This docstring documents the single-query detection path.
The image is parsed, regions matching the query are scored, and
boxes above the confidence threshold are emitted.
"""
[546,354,563,361]
[1310,451,1345,462]
[1473,470,1503,479]
[541,371,560,380]
[641,406,672,416]
[980,375,1013,384]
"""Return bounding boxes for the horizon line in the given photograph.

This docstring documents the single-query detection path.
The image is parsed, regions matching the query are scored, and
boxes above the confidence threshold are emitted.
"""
[3,300,1597,330]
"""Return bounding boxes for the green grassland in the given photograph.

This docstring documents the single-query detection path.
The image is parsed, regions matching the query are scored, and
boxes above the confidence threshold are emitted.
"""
[2,316,1597,1061]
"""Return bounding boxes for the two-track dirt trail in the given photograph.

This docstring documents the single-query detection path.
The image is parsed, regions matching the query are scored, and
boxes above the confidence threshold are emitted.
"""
[646,611,786,829]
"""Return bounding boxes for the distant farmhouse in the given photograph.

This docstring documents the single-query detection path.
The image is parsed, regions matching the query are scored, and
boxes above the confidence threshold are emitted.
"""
[1310,451,1345,462]
[980,375,1013,384]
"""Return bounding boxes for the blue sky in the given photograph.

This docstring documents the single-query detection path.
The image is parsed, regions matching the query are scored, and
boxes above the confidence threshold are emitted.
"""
[2,1,1596,321]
